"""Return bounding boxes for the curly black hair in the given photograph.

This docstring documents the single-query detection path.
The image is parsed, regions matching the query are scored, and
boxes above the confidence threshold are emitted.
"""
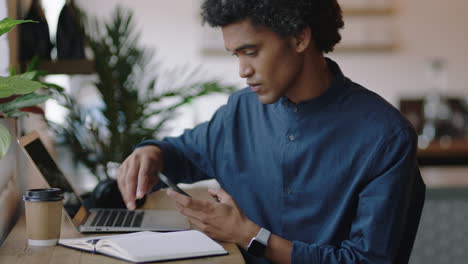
[201,0,344,53]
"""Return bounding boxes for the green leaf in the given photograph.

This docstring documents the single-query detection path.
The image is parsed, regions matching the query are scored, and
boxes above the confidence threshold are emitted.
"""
[0,76,44,98]
[3,111,28,118]
[0,123,12,160]
[40,81,65,92]
[9,65,16,76]
[0,93,50,114]
[19,71,40,80]
[26,56,41,72]
[0,18,36,37]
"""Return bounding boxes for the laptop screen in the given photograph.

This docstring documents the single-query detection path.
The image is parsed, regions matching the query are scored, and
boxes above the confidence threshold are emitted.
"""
[23,138,82,219]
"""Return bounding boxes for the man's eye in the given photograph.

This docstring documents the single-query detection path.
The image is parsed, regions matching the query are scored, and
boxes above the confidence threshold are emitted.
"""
[245,50,257,56]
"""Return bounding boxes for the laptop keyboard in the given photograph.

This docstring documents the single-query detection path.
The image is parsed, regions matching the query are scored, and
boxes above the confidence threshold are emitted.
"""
[91,210,144,228]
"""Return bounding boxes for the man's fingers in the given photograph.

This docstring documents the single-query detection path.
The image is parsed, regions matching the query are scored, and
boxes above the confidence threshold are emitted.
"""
[167,189,192,206]
[174,201,209,223]
[208,188,233,204]
[188,217,210,235]
[207,188,220,202]
[117,164,126,198]
[118,162,131,204]
[117,146,163,210]
[136,160,151,199]
[167,189,211,211]
[124,162,139,210]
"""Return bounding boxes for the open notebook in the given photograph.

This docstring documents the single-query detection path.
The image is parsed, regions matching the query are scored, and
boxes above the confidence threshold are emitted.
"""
[59,230,228,263]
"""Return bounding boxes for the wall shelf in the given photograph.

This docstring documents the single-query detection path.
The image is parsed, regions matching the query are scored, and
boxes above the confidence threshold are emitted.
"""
[9,0,94,75]
[419,139,468,157]
[335,44,396,53]
[399,98,468,166]
[338,1,397,54]
[21,59,96,75]
[418,139,468,166]
[343,8,395,16]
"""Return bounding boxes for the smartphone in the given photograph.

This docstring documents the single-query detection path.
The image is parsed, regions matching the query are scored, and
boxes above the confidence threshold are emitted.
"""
[159,174,192,198]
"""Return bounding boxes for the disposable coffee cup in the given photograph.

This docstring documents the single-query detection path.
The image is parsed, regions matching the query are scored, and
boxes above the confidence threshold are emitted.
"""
[23,188,64,246]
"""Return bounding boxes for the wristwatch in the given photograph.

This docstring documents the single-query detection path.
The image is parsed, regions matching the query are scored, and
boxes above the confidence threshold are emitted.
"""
[247,227,271,257]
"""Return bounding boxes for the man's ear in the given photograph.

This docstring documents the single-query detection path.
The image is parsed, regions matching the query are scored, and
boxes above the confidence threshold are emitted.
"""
[294,27,312,53]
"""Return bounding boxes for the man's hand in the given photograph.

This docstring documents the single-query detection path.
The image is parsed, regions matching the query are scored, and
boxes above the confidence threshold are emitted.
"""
[167,188,260,248]
[117,145,164,210]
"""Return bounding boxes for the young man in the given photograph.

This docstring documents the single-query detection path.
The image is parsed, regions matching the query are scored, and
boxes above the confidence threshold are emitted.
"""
[117,0,425,263]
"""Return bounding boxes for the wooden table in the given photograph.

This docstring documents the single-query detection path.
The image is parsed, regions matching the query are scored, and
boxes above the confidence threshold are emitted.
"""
[0,187,245,264]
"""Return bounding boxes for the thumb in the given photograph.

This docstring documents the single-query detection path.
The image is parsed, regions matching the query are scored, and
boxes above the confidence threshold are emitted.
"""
[208,188,233,204]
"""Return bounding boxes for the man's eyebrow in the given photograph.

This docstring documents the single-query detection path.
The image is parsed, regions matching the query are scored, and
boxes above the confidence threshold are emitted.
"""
[226,44,258,53]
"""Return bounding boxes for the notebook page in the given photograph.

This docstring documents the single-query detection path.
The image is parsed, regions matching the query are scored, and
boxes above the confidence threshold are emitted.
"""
[99,230,227,262]
[59,234,125,251]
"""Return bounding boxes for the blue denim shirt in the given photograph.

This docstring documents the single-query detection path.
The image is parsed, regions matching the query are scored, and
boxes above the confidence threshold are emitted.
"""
[138,59,425,264]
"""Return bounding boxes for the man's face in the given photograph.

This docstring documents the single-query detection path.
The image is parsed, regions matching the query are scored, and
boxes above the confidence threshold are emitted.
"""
[222,19,303,104]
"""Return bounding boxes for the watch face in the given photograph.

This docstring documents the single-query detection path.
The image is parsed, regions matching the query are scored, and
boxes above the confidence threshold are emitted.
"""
[248,239,266,257]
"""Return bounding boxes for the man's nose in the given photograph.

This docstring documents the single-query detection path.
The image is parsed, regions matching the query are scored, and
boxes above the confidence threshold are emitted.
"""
[239,61,254,78]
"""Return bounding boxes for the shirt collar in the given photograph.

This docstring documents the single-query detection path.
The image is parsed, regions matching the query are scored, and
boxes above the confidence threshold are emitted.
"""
[275,58,349,116]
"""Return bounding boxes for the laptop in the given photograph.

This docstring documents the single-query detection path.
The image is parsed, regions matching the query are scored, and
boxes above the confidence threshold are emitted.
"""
[18,131,189,233]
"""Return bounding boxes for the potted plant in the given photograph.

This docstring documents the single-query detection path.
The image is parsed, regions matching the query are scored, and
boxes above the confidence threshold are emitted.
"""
[48,7,235,208]
[0,18,60,159]
[0,17,62,244]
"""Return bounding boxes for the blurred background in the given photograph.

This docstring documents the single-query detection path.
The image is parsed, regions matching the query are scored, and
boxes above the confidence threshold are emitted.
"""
[1,0,468,262]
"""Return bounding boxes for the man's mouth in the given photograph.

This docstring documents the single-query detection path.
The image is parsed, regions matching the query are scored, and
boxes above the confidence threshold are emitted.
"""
[248,83,261,92]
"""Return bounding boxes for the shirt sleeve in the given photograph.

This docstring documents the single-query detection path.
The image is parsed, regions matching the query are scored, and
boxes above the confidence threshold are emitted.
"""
[136,103,229,184]
[291,127,423,264]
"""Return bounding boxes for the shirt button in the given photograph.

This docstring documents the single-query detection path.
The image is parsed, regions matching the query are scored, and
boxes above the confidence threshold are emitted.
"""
[293,107,298,113]
[288,134,296,141]
[286,188,292,195]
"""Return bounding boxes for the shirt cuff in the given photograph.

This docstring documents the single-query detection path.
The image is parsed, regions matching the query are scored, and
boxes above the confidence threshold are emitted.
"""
[292,240,320,264]
[134,139,176,176]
